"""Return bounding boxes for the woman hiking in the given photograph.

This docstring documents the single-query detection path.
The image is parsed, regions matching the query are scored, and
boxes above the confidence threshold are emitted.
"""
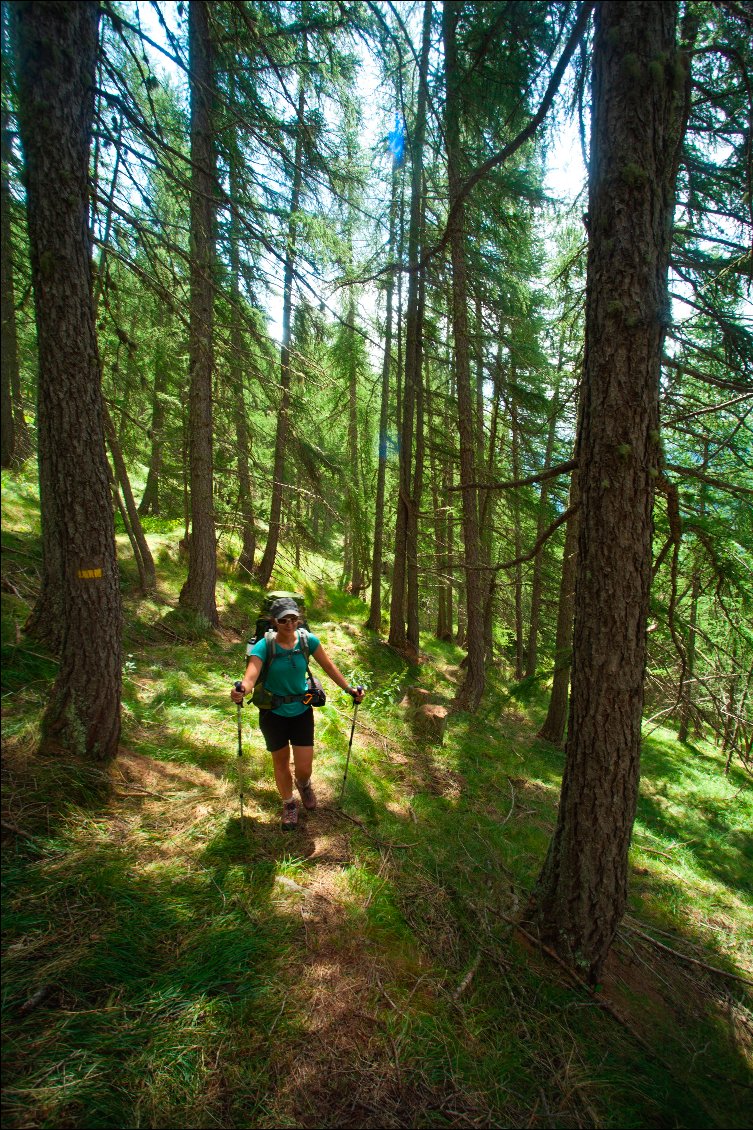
[230,596,364,829]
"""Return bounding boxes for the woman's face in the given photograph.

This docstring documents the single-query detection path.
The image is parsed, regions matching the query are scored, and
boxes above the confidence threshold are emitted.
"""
[275,613,299,630]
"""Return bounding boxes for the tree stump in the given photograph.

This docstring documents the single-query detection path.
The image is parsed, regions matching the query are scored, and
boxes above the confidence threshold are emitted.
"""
[412,703,449,745]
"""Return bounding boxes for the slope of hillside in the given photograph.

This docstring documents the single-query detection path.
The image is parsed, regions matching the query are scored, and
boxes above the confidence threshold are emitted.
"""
[2,468,752,1129]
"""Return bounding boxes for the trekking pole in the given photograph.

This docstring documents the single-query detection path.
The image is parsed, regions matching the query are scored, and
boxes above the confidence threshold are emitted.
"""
[339,687,363,805]
[234,682,246,834]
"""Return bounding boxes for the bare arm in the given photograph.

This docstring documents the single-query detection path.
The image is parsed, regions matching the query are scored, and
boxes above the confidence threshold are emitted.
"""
[312,644,364,703]
[230,655,262,702]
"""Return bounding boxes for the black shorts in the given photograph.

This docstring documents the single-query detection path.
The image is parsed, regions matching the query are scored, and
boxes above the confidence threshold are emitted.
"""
[258,707,315,752]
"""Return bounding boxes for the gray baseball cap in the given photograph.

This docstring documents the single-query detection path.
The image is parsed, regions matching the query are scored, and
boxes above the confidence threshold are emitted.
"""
[269,597,300,620]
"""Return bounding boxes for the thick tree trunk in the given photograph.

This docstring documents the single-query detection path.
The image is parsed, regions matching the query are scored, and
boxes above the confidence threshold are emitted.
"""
[179,0,219,626]
[527,1,687,982]
[15,0,121,759]
[388,0,431,656]
[445,0,484,711]
[256,66,305,588]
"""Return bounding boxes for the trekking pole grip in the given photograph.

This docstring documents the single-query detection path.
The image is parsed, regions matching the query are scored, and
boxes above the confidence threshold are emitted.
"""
[234,680,245,704]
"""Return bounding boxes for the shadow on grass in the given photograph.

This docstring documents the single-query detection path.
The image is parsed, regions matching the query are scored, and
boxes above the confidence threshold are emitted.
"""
[1,748,382,1129]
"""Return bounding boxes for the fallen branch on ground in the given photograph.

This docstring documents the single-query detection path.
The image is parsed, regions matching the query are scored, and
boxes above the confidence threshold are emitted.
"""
[621,922,753,986]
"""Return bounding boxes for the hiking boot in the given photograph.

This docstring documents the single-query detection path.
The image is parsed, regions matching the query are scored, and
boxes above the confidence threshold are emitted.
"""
[281,799,299,830]
[296,778,317,810]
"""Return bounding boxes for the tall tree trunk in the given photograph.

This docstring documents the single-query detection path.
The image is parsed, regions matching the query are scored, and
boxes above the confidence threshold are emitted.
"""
[525,365,563,677]
[677,572,700,742]
[444,0,485,710]
[345,284,366,594]
[480,329,504,663]
[510,393,525,681]
[138,340,168,516]
[179,0,219,626]
[366,166,398,631]
[406,265,426,649]
[228,145,255,574]
[388,0,431,656]
[104,406,156,593]
[15,0,121,759]
[428,378,452,641]
[1,107,31,467]
[527,0,688,982]
[537,466,579,745]
[677,440,707,741]
[256,63,306,587]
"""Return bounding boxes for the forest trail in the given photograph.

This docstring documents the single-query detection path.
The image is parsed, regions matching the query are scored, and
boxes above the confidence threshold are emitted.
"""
[108,746,484,1128]
[7,717,742,1130]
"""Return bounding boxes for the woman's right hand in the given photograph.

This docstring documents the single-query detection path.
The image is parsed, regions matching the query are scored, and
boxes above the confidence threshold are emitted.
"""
[230,681,246,704]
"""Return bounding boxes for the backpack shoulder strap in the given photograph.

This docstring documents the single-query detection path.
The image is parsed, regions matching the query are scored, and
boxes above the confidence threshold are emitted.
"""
[261,629,276,678]
[297,628,310,662]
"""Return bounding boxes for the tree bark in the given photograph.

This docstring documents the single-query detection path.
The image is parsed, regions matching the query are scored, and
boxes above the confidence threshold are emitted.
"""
[15,0,121,760]
[537,466,579,745]
[388,0,431,656]
[510,392,525,681]
[444,0,485,711]
[104,405,156,593]
[526,365,563,677]
[366,165,398,631]
[228,142,255,574]
[406,264,426,649]
[179,0,219,626]
[677,441,706,741]
[527,1,687,982]
[138,339,168,517]
[480,329,504,663]
[255,62,306,588]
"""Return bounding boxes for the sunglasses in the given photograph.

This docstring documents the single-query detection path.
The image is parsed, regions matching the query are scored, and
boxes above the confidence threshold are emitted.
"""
[278,614,299,623]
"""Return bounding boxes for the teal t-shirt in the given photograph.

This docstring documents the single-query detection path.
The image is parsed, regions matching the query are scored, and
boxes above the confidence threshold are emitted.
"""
[250,631,321,717]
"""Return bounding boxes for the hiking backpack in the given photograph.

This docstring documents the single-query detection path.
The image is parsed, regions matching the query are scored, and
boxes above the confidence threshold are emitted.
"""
[248,590,309,647]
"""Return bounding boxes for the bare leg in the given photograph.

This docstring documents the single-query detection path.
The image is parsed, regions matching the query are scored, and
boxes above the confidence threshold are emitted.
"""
[292,745,314,785]
[270,745,293,799]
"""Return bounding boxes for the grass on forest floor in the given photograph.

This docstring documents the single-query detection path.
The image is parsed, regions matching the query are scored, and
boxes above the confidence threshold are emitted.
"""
[2,467,752,1130]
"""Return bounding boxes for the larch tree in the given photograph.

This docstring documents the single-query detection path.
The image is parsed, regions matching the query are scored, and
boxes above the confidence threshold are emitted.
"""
[527,0,689,981]
[366,156,399,632]
[14,0,121,760]
[254,40,307,589]
[179,0,219,626]
[444,0,485,710]
[388,0,432,656]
